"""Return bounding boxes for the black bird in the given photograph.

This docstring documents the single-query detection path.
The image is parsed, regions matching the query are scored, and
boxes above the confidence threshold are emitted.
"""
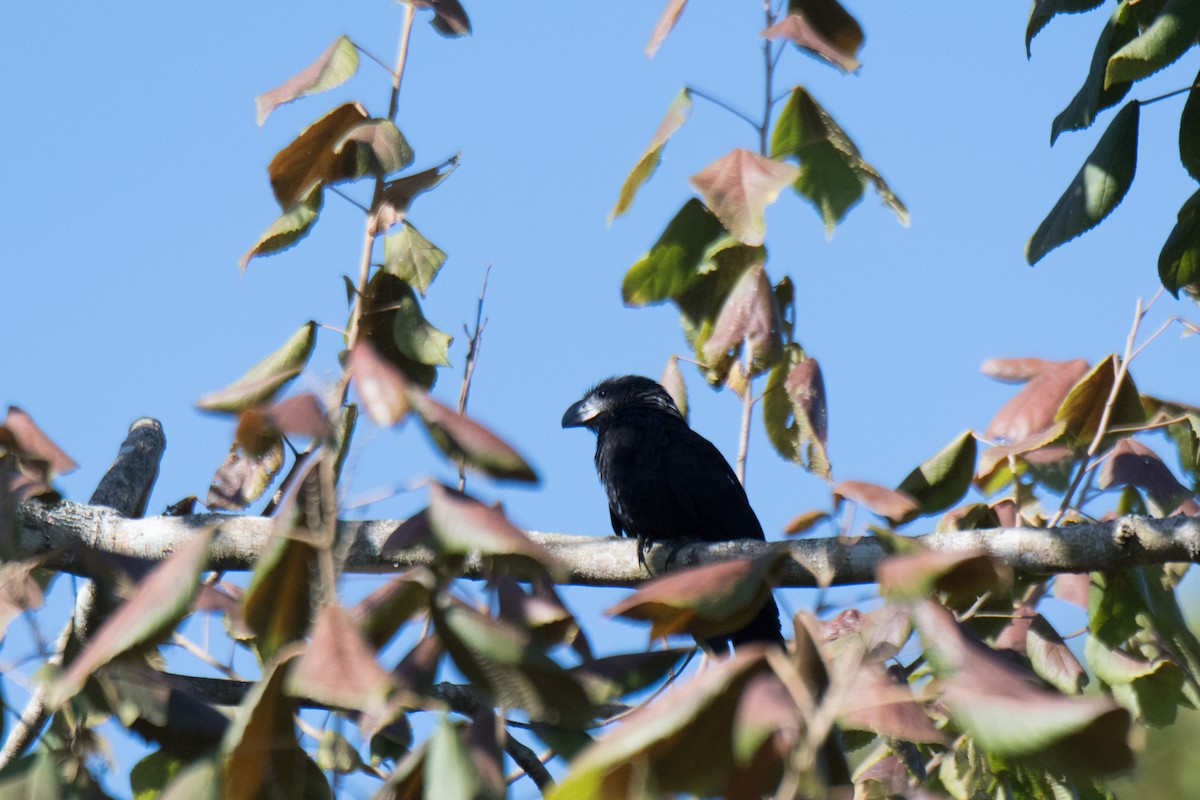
[562,375,784,650]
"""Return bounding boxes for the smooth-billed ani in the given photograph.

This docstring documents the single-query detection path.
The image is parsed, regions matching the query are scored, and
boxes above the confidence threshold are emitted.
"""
[562,375,783,649]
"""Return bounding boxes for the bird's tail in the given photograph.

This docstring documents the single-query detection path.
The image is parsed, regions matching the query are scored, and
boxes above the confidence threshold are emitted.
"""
[711,594,785,650]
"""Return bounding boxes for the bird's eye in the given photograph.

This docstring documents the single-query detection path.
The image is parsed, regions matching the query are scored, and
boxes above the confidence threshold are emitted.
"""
[597,389,608,398]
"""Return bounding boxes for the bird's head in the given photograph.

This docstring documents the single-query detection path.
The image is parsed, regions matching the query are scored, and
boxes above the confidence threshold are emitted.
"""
[561,375,684,431]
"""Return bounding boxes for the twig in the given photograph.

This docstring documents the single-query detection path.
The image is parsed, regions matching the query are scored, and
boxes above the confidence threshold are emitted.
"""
[457,264,492,491]
[685,87,762,135]
[504,731,554,792]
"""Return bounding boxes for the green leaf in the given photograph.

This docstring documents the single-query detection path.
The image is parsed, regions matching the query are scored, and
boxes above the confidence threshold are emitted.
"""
[243,534,317,662]
[358,272,438,388]
[1053,355,1145,447]
[1105,0,1200,88]
[315,730,362,775]
[877,549,1012,607]
[256,35,360,126]
[371,154,460,235]
[335,118,414,177]
[762,343,830,478]
[1026,0,1106,57]
[197,322,317,412]
[610,89,692,222]
[239,190,323,270]
[132,750,185,800]
[47,530,212,708]
[425,717,481,800]
[622,198,727,305]
[896,430,977,514]
[770,86,907,236]
[158,757,219,800]
[1159,189,1200,297]
[700,263,782,372]
[1085,637,1185,727]
[392,285,453,368]
[568,649,692,706]
[0,750,63,800]
[383,222,446,296]
[1050,3,1137,145]
[1027,101,1140,265]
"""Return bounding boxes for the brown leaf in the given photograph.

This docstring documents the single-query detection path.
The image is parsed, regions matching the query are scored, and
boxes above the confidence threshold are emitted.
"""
[269,102,370,209]
[206,437,284,511]
[762,0,864,72]
[833,480,919,525]
[408,391,538,483]
[286,604,393,714]
[783,509,829,535]
[371,154,460,235]
[984,359,1089,443]
[701,263,781,368]
[49,530,212,707]
[353,570,433,651]
[0,560,44,641]
[689,149,799,246]
[415,0,472,37]
[349,342,412,427]
[424,483,562,578]
[878,549,1012,607]
[264,393,332,441]
[255,35,360,126]
[645,0,688,57]
[1098,437,1191,512]
[839,662,945,743]
[606,553,783,641]
[658,355,689,422]
[3,407,77,476]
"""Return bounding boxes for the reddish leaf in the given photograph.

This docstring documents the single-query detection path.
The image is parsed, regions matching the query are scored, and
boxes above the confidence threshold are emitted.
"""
[645,0,688,57]
[1098,437,1191,512]
[371,155,460,235]
[255,35,360,126]
[700,263,782,368]
[839,662,945,743]
[408,391,538,483]
[980,357,1067,383]
[1054,573,1091,608]
[353,570,433,651]
[878,548,1012,607]
[286,604,393,714]
[0,560,44,642]
[606,553,784,641]
[206,436,284,511]
[496,575,586,653]
[975,421,1069,488]
[568,649,691,705]
[243,532,318,662]
[984,359,1089,443]
[915,600,1132,774]
[349,342,411,427]
[263,393,332,441]
[833,480,919,525]
[49,530,212,707]
[762,0,864,72]
[1027,614,1088,695]
[3,407,77,476]
[688,149,799,246]
[422,483,561,578]
[763,345,830,479]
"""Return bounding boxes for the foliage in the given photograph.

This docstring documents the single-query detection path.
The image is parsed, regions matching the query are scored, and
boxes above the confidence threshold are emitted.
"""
[2,2,1200,799]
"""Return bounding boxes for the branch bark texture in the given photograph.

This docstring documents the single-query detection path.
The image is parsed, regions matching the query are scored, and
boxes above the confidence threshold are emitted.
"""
[16,499,1200,587]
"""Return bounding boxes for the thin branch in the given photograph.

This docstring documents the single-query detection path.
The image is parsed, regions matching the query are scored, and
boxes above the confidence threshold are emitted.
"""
[1140,82,1200,107]
[457,264,492,491]
[328,186,371,214]
[352,43,398,78]
[504,731,554,792]
[685,87,762,135]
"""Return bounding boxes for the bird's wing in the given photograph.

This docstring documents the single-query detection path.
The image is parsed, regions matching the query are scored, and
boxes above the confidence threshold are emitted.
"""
[608,506,626,538]
[665,428,765,542]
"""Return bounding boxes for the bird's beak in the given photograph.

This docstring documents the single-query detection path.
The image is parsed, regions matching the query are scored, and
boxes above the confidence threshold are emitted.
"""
[561,396,600,428]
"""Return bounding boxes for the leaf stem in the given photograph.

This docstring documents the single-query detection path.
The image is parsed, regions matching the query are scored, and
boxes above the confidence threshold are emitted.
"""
[457,263,492,491]
[686,87,763,136]
[1140,83,1200,107]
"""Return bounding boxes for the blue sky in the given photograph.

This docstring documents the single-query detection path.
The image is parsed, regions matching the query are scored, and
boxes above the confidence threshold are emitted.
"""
[3,1,1199,794]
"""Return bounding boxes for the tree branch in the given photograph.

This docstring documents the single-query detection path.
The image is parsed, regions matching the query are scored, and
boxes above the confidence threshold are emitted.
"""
[15,499,1200,587]
[0,418,166,769]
